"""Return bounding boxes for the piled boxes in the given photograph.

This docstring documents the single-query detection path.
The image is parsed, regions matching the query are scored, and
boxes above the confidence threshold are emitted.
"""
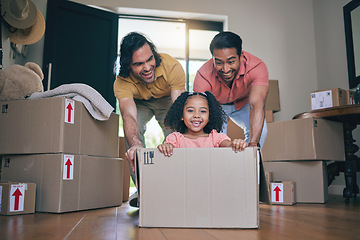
[262,118,345,203]
[0,97,123,213]
[227,79,280,140]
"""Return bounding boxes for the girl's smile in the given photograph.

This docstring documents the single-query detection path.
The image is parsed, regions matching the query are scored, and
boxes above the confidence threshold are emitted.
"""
[182,95,209,137]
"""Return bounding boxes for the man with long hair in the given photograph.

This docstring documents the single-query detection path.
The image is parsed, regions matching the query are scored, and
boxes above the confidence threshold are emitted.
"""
[114,32,185,206]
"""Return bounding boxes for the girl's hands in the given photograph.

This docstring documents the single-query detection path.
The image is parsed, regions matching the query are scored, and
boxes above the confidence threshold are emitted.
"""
[231,139,248,152]
[157,143,174,157]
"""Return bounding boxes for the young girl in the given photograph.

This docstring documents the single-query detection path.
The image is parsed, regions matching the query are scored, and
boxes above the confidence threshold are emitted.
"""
[158,91,247,157]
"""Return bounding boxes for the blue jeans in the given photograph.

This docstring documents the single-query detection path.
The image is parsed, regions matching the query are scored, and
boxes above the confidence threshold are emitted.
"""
[221,103,267,148]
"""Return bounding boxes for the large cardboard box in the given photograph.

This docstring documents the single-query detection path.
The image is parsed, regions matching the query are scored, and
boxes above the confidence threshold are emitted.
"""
[262,118,345,161]
[264,161,328,203]
[310,88,347,110]
[265,80,280,112]
[136,147,260,228]
[0,181,36,215]
[1,154,123,213]
[0,97,119,157]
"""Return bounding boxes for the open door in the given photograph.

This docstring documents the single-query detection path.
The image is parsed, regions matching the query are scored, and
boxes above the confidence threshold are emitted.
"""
[43,0,118,107]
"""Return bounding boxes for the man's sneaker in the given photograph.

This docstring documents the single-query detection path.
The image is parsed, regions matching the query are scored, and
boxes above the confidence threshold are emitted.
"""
[129,192,139,208]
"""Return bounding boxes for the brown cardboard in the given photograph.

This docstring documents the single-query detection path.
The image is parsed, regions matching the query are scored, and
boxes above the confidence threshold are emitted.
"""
[265,171,273,201]
[1,154,123,213]
[226,118,245,140]
[0,97,119,157]
[262,118,345,161]
[136,147,260,228]
[0,181,36,215]
[265,80,280,112]
[310,88,348,110]
[270,181,295,205]
[264,161,328,203]
[119,137,130,202]
[265,110,274,123]
[346,90,356,105]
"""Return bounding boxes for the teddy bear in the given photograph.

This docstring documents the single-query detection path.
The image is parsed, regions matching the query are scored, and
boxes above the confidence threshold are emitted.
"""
[0,62,44,101]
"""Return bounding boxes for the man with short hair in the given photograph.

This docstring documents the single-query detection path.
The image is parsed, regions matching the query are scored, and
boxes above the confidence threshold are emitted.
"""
[114,32,185,205]
[194,31,268,147]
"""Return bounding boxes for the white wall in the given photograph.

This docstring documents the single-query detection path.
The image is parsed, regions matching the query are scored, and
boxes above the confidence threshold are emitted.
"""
[1,0,358,195]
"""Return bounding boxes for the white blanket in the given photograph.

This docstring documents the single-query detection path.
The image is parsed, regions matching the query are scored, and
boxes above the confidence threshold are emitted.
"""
[29,83,114,121]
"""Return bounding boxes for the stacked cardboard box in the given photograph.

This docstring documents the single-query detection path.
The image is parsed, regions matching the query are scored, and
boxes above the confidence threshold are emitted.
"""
[226,79,280,140]
[262,118,345,203]
[0,97,123,213]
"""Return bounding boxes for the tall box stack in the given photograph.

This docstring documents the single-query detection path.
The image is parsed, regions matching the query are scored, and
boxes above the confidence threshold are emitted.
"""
[0,97,123,212]
[265,80,280,123]
[227,79,280,140]
[262,118,345,203]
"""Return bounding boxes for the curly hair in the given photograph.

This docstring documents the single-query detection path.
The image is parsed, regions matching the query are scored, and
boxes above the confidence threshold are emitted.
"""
[164,91,228,134]
[118,32,162,78]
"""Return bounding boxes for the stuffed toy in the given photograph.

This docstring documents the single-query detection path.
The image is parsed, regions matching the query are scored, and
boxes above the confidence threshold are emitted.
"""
[0,62,44,101]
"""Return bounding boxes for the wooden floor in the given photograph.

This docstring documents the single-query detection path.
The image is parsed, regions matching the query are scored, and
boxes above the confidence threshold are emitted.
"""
[0,195,359,240]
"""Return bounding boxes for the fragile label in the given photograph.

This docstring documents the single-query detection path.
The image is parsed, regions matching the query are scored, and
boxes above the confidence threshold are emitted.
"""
[64,99,75,124]
[10,184,25,212]
[63,155,74,180]
[143,151,155,165]
[271,183,283,203]
[311,90,333,110]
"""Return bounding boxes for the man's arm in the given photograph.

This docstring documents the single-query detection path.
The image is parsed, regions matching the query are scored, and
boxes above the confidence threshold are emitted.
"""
[171,88,185,102]
[118,98,142,171]
[248,85,268,147]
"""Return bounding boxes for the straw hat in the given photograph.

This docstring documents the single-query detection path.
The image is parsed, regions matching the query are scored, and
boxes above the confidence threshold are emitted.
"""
[9,9,45,45]
[1,0,37,29]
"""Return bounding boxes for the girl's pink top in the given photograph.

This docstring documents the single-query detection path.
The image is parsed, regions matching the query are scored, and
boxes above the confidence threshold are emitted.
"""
[164,130,231,148]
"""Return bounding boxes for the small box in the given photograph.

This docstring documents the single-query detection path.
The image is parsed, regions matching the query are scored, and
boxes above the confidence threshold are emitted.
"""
[0,181,36,215]
[270,181,295,205]
[264,161,328,203]
[136,148,260,228]
[262,118,345,161]
[1,154,123,213]
[265,80,280,112]
[310,88,347,110]
[0,97,119,157]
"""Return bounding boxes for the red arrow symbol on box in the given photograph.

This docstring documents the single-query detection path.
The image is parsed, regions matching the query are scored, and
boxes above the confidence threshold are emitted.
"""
[66,103,73,122]
[12,188,23,211]
[274,186,281,202]
[65,159,72,179]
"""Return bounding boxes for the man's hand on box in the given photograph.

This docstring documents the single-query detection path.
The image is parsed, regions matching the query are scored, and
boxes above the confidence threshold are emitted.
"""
[126,144,142,172]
